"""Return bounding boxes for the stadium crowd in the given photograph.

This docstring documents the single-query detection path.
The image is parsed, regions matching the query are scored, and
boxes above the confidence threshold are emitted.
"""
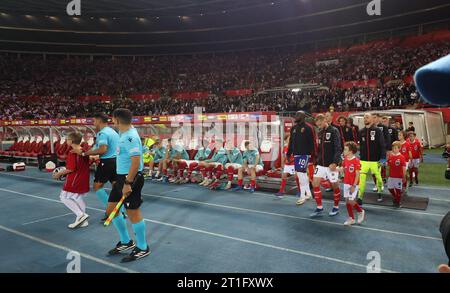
[0,40,449,119]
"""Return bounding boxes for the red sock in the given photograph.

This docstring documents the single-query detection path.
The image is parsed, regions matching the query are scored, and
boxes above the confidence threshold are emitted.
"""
[353,202,362,213]
[402,179,407,190]
[187,164,196,177]
[201,168,207,178]
[333,188,341,208]
[389,188,396,200]
[279,178,287,193]
[216,166,223,179]
[250,179,256,188]
[295,176,300,192]
[308,164,314,181]
[206,167,213,179]
[237,179,243,186]
[346,203,354,219]
[163,168,168,176]
[227,166,234,181]
[178,169,184,177]
[313,186,322,207]
[395,188,402,203]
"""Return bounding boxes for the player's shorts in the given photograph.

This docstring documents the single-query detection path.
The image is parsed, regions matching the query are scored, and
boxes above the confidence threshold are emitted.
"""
[109,172,144,210]
[225,163,242,170]
[246,164,264,172]
[387,177,403,191]
[294,155,310,173]
[207,162,223,168]
[179,159,198,165]
[343,184,359,200]
[314,165,339,183]
[409,158,420,168]
[94,158,117,184]
[60,190,87,201]
[283,164,295,175]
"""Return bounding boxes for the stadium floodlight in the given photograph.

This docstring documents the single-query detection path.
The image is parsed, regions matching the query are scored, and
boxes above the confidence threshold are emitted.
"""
[291,88,301,93]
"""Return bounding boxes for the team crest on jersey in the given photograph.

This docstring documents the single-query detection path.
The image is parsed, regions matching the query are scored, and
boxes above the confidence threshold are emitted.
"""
[414,146,418,150]
[301,127,305,133]
[325,133,331,140]
[388,129,392,134]
[128,137,133,142]
[370,130,376,141]
[345,128,349,132]
[395,159,401,166]
[349,165,355,172]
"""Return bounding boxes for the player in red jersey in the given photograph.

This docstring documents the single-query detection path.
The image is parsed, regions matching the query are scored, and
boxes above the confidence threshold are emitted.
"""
[398,130,412,192]
[387,141,407,208]
[53,132,91,229]
[340,142,365,226]
[408,132,423,187]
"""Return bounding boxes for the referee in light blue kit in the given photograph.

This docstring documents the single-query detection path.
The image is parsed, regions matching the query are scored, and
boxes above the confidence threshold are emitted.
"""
[106,108,149,262]
[73,113,122,222]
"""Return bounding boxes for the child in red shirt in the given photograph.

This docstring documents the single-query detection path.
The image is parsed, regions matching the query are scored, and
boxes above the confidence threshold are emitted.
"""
[340,142,365,226]
[398,130,411,191]
[408,132,423,186]
[53,132,90,229]
[387,141,407,208]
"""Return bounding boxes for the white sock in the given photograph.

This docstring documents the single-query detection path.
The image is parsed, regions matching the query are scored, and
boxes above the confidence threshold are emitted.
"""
[60,191,86,217]
[297,172,311,197]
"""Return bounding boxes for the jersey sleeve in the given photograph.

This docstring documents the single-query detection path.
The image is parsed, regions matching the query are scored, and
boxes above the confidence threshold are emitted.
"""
[126,136,142,157]
[355,159,361,171]
[65,153,77,172]
[96,132,108,147]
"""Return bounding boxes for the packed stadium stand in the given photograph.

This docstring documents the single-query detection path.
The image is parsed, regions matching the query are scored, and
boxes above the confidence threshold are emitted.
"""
[1,32,449,119]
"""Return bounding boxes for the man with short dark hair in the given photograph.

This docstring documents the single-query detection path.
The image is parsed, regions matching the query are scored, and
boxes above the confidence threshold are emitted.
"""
[407,122,415,132]
[286,111,317,205]
[106,108,149,262]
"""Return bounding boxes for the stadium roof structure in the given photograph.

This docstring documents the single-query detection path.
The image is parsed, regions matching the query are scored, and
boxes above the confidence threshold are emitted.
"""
[0,0,449,55]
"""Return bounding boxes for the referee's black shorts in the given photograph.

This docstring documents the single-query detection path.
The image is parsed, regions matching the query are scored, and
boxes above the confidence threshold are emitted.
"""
[94,158,117,184]
[109,173,144,210]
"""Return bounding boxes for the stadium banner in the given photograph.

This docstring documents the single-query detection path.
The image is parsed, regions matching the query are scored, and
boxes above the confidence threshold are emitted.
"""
[224,89,253,96]
[130,93,161,100]
[315,59,339,66]
[0,112,276,126]
[173,92,210,99]
[77,95,112,102]
[338,79,378,89]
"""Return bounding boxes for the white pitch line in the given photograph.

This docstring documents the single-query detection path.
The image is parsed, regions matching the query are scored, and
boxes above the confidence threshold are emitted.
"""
[0,172,446,218]
[251,191,446,217]
[0,172,445,238]
[22,213,72,225]
[0,187,397,273]
[0,224,138,273]
[136,192,442,241]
